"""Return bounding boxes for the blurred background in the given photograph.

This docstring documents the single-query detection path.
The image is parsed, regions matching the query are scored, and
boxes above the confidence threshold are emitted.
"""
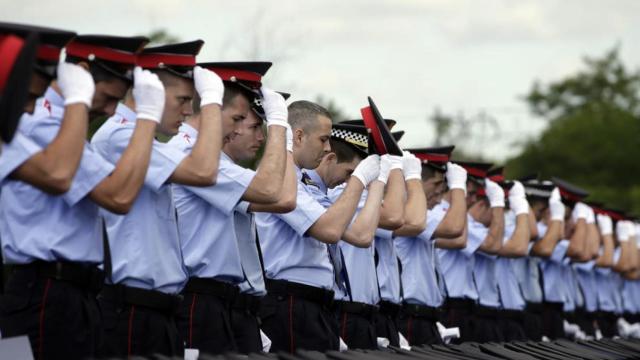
[2,0,639,213]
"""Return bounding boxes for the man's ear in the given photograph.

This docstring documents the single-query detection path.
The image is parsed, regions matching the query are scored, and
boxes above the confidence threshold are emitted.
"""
[325,152,337,163]
[294,128,304,145]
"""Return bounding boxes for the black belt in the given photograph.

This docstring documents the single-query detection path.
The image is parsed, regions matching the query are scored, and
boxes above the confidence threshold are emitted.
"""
[100,284,182,314]
[334,300,378,319]
[474,304,499,318]
[233,292,262,315]
[402,302,442,321]
[183,277,239,304]
[542,301,564,311]
[378,300,402,317]
[12,261,104,292]
[265,279,334,307]
[501,309,524,320]
[444,297,475,311]
[525,301,544,314]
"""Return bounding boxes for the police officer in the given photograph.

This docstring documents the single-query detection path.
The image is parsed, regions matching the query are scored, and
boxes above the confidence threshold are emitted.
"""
[0,33,159,359]
[395,149,468,346]
[256,100,382,353]
[170,61,293,354]
[91,41,225,357]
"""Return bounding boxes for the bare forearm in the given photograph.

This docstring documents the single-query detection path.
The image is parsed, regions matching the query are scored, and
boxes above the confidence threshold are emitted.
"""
[586,223,601,259]
[245,126,287,203]
[344,181,384,247]
[481,208,504,254]
[308,177,364,243]
[182,104,222,183]
[498,214,530,257]
[396,179,426,234]
[567,220,587,260]
[248,152,297,213]
[531,221,562,258]
[435,225,468,249]
[378,170,405,230]
[595,234,614,268]
[433,189,466,239]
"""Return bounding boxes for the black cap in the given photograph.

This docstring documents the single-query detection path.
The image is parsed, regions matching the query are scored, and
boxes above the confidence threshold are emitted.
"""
[199,61,271,90]
[65,34,149,82]
[407,145,455,173]
[0,22,75,79]
[552,177,589,204]
[330,123,369,158]
[342,118,397,130]
[392,130,404,142]
[0,31,38,142]
[522,179,555,199]
[139,40,203,79]
[456,161,493,186]
[360,97,402,156]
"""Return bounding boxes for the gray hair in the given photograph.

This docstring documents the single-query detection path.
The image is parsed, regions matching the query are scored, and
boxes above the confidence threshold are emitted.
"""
[287,100,331,132]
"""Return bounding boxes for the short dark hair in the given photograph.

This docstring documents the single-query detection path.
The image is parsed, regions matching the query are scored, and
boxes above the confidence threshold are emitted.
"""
[65,56,128,83]
[330,138,364,164]
[192,81,249,114]
[288,100,331,132]
[421,165,441,180]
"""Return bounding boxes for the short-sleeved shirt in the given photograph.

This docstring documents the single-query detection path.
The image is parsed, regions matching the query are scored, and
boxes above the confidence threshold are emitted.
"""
[0,132,41,182]
[573,260,597,312]
[539,239,570,303]
[374,227,401,304]
[436,212,485,300]
[512,222,546,304]
[255,167,333,289]
[91,103,188,294]
[169,123,261,292]
[1,87,114,264]
[496,210,526,310]
[594,247,622,313]
[395,201,446,307]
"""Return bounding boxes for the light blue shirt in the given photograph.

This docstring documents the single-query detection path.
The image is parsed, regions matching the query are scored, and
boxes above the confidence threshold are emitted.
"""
[395,201,445,307]
[573,260,598,312]
[539,239,569,303]
[0,132,41,182]
[436,212,485,300]
[255,167,333,289]
[622,280,640,314]
[169,123,258,289]
[1,88,114,264]
[92,103,187,294]
[329,184,379,305]
[496,210,526,310]
[594,247,622,313]
[560,257,581,312]
[374,227,401,304]
[512,222,545,304]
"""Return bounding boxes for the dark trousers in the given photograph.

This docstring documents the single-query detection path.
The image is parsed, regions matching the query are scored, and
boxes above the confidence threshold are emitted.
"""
[98,288,182,358]
[497,309,528,341]
[398,304,443,346]
[374,301,401,347]
[523,302,544,341]
[573,308,596,336]
[177,291,237,355]
[441,298,475,343]
[596,310,619,338]
[542,301,565,339]
[334,301,378,350]
[471,305,504,343]
[230,293,263,354]
[0,267,101,360]
[260,281,338,353]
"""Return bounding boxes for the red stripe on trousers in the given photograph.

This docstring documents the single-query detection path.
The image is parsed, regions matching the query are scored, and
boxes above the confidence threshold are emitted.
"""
[189,294,198,347]
[341,312,348,342]
[38,279,52,360]
[127,305,136,356]
[407,317,413,345]
[289,295,295,354]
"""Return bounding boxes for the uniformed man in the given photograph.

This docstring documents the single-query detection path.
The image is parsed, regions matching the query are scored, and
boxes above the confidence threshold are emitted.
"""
[170,61,295,355]
[394,147,468,346]
[91,41,225,357]
[0,34,159,359]
[256,100,382,353]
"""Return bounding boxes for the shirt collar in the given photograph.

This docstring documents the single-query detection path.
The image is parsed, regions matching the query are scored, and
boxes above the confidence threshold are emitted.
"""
[306,169,328,195]
[44,86,64,108]
[115,103,137,123]
[295,165,303,181]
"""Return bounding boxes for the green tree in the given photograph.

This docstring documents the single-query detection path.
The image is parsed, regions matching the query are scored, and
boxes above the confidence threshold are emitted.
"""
[314,95,350,123]
[507,47,640,214]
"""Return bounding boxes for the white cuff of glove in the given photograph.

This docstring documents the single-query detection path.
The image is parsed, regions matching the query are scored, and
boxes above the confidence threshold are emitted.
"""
[510,197,530,216]
[285,124,293,153]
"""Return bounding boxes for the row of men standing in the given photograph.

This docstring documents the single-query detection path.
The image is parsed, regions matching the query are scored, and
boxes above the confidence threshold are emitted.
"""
[1,22,640,359]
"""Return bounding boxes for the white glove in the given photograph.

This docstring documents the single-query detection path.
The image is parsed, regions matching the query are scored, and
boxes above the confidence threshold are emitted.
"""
[261,87,288,128]
[446,162,467,194]
[57,61,95,107]
[285,123,293,153]
[352,154,380,187]
[194,66,224,106]
[549,188,565,221]
[572,202,591,223]
[636,224,640,247]
[617,220,630,242]
[377,155,393,184]
[484,179,505,208]
[597,214,613,236]
[388,155,403,171]
[585,206,596,224]
[402,151,422,181]
[132,67,165,123]
[629,221,637,239]
[508,181,529,216]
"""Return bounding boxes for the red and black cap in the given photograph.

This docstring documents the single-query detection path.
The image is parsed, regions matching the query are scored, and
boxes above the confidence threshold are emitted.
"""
[342,118,397,130]
[331,123,369,158]
[456,161,493,184]
[0,22,75,79]
[551,177,589,205]
[0,30,38,142]
[360,97,402,156]
[392,130,404,142]
[199,61,271,90]
[522,179,555,200]
[138,40,203,79]
[487,166,515,194]
[407,145,455,173]
[65,34,149,82]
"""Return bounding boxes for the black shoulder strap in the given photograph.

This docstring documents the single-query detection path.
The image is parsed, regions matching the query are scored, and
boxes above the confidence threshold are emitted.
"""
[102,217,112,284]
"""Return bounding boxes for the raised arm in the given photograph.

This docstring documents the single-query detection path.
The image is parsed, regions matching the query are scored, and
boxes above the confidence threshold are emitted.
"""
[478,179,505,254]
[343,180,385,248]
[392,152,426,236]
[432,163,468,239]
[248,151,297,213]
[498,181,531,258]
[595,214,614,267]
[378,155,405,230]
[566,203,590,261]
[531,188,565,257]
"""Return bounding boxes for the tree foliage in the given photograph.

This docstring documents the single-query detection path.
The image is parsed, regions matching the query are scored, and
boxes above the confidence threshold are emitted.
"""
[507,47,640,214]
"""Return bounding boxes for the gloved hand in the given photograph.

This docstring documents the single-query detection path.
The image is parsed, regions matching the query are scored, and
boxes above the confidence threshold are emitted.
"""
[572,202,591,223]
[377,155,393,184]
[508,181,529,215]
[446,162,467,194]
[132,67,165,123]
[388,154,404,171]
[585,206,596,224]
[194,66,224,106]
[485,179,505,208]
[57,61,95,107]
[260,87,288,128]
[352,154,380,187]
[402,151,422,181]
[549,188,565,221]
[285,124,293,153]
[629,220,637,239]
[597,214,613,236]
[617,220,630,242]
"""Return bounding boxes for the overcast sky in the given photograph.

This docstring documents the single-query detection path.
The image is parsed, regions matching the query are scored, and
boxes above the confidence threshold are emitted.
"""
[4,0,639,161]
